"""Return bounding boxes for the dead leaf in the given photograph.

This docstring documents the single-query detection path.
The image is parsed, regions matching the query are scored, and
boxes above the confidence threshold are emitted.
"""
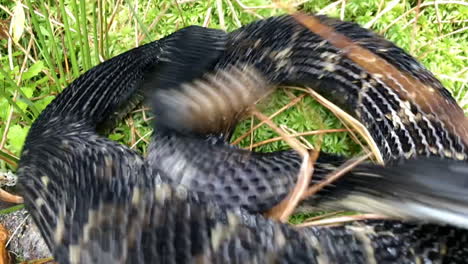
[0,224,10,264]
[10,1,25,43]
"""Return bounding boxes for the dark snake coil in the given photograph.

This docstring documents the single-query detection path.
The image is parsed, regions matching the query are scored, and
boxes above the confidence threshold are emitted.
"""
[17,14,468,263]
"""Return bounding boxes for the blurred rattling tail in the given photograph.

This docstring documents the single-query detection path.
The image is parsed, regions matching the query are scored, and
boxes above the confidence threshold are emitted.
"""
[303,157,468,229]
[152,65,274,137]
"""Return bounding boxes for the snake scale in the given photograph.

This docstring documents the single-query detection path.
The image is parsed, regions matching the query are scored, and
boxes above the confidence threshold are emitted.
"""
[17,13,468,263]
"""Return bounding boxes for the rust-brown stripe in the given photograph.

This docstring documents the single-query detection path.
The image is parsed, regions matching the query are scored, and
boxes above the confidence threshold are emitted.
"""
[293,12,468,147]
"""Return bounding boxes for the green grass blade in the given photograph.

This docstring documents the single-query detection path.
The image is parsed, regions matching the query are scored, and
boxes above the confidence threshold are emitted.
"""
[0,67,40,119]
[103,0,109,58]
[92,1,100,63]
[0,90,32,124]
[126,0,152,41]
[37,0,66,86]
[79,0,93,69]
[70,0,87,71]
[24,0,61,90]
[0,204,25,215]
[59,0,80,78]
[98,0,105,59]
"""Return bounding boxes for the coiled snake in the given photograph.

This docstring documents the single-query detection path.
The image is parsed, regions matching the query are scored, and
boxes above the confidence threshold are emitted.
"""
[17,13,468,263]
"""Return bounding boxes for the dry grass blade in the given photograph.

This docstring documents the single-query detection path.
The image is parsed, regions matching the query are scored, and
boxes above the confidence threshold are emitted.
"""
[226,0,242,27]
[293,12,468,149]
[296,213,387,227]
[282,86,374,157]
[418,26,468,60]
[247,128,348,149]
[409,0,423,54]
[281,126,314,149]
[317,0,343,15]
[380,0,468,34]
[6,214,29,249]
[216,0,226,30]
[248,115,255,150]
[364,0,399,28]
[234,0,271,10]
[251,109,309,157]
[1,35,33,150]
[0,149,19,168]
[301,153,372,199]
[231,93,306,145]
[305,87,383,164]
[137,3,170,42]
[202,7,212,27]
[0,156,16,168]
[296,211,345,223]
[130,130,152,149]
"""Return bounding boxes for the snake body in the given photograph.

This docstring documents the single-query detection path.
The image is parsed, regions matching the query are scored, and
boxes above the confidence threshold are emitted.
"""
[17,14,468,263]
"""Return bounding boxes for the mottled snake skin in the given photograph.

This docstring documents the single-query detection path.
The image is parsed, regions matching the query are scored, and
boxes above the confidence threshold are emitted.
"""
[18,14,468,263]
[148,15,468,222]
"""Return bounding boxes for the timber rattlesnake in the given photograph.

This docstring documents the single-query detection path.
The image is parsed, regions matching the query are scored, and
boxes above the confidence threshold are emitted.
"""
[17,13,468,263]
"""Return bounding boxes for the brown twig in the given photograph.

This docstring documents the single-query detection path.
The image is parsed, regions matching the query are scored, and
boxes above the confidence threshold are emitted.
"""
[106,0,123,33]
[251,108,322,222]
[266,150,319,222]
[0,189,23,204]
[301,153,372,199]
[126,117,137,147]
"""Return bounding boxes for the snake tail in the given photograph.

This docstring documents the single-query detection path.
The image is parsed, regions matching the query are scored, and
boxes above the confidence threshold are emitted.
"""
[301,157,468,229]
[152,65,273,137]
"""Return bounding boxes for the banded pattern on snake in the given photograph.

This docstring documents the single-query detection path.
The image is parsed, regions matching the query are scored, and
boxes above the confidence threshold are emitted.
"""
[17,13,468,263]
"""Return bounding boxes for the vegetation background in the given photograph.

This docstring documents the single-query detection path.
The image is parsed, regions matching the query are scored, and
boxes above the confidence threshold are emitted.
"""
[0,0,466,261]
[0,0,467,226]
